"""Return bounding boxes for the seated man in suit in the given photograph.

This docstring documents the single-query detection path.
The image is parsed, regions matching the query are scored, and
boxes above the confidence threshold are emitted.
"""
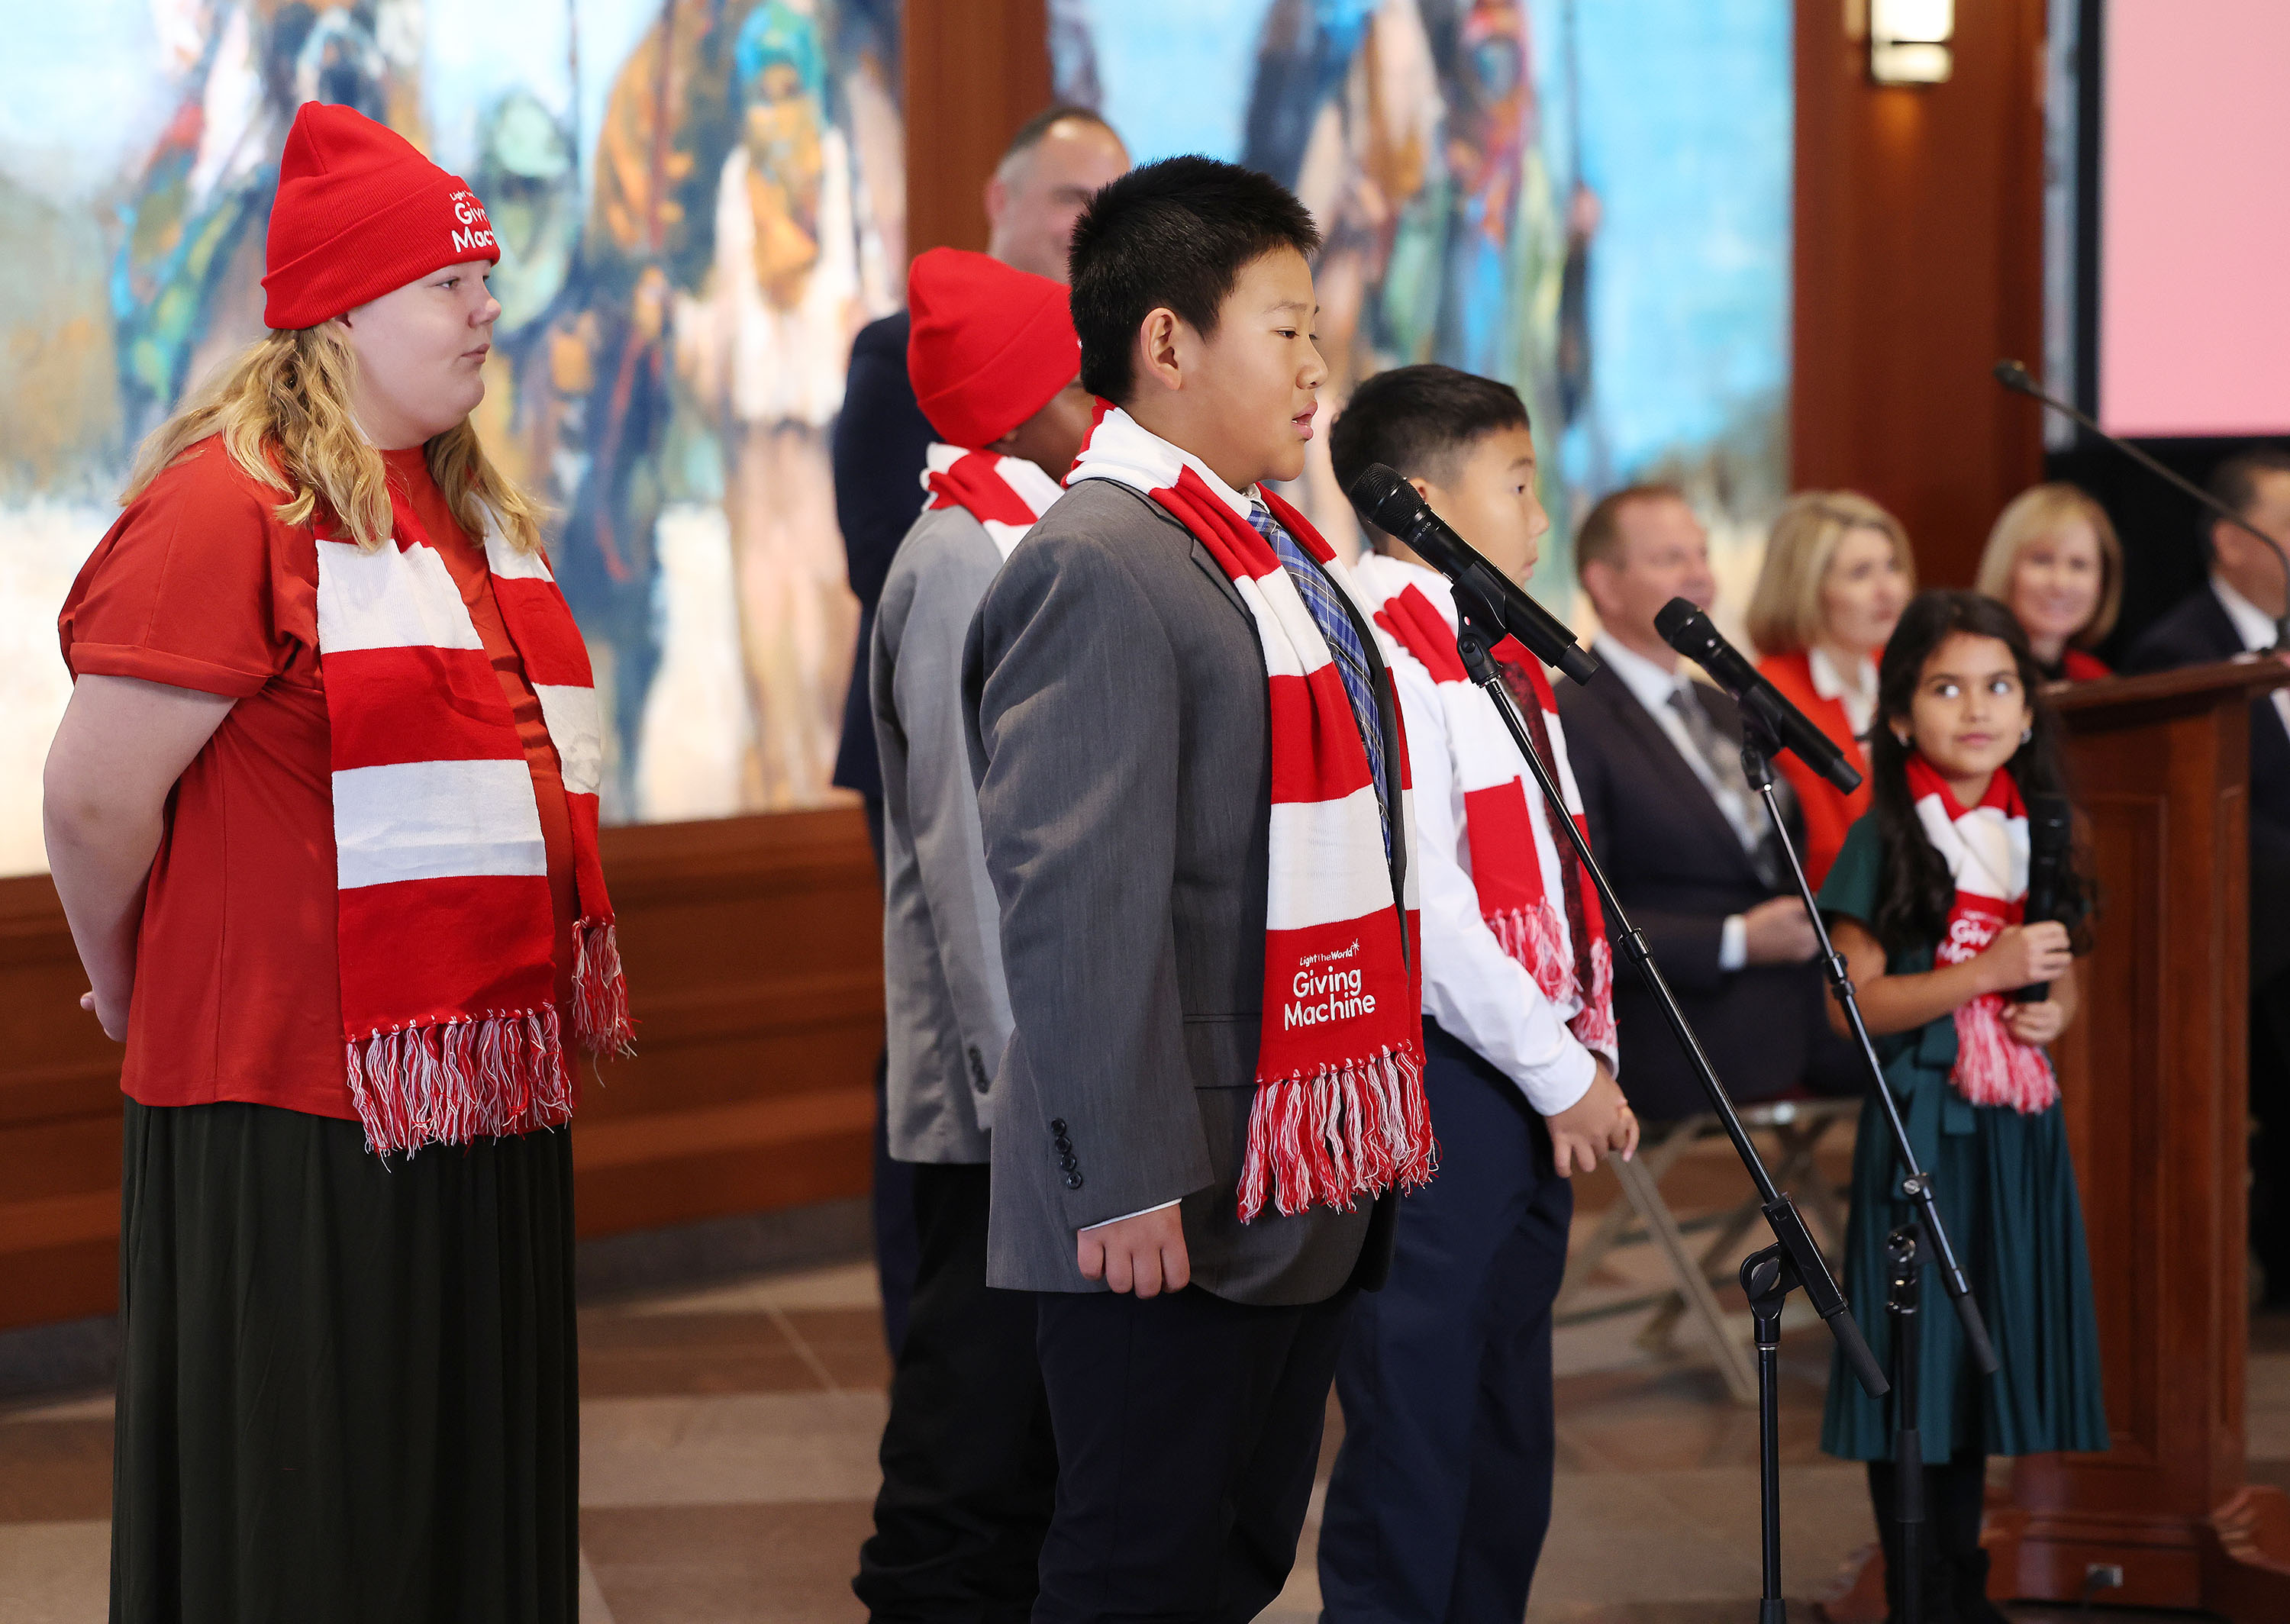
[1556,485,1856,1122]
[2124,446,2290,1299]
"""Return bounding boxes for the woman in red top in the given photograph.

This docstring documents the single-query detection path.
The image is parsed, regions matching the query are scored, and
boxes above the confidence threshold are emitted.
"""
[44,104,627,1623]
[1975,482,2124,684]
[1747,491,1916,886]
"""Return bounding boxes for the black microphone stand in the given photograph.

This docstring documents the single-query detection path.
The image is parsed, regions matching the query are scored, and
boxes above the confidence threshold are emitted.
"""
[1736,713,2002,1622]
[1447,607,1888,1624]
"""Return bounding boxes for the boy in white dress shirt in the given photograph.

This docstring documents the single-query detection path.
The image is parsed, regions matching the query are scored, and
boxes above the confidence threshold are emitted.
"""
[1320,365,1637,1623]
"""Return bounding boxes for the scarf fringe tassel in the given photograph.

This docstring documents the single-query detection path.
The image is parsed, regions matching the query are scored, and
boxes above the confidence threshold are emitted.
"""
[1951,995,2059,1115]
[347,1005,572,1155]
[1488,902,1618,1056]
[1236,1046,1438,1223]
[573,917,637,1057]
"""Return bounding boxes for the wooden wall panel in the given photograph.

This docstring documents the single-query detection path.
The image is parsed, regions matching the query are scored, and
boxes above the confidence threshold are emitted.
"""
[902,0,1052,260]
[1793,0,2050,588]
[0,808,881,1334]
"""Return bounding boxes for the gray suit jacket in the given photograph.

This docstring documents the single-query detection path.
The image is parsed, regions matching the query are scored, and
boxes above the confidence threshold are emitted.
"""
[962,478,1403,1305]
[872,502,1014,1165]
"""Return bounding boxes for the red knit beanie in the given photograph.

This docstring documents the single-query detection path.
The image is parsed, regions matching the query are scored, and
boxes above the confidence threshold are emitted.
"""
[905,248,1080,450]
[262,102,502,330]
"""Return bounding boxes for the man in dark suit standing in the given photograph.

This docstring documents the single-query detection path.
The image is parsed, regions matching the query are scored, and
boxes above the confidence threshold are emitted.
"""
[1557,485,1854,1122]
[830,105,1127,1349]
[2123,447,2290,1298]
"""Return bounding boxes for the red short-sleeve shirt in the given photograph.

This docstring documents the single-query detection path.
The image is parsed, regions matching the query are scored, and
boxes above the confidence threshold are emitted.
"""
[58,437,576,1120]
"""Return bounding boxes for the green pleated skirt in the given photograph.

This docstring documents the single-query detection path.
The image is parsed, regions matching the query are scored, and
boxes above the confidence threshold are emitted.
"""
[1819,1062,2111,1462]
[109,1098,579,1624]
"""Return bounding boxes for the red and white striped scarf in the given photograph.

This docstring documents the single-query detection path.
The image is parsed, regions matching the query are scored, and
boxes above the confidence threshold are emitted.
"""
[921,443,1063,559]
[1359,557,1615,1059]
[1069,405,1430,1220]
[1906,754,2057,1114]
[315,492,633,1154]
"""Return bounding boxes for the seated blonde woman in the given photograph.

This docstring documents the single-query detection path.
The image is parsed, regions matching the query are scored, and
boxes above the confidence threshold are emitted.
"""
[1975,482,2123,682]
[1747,491,1915,885]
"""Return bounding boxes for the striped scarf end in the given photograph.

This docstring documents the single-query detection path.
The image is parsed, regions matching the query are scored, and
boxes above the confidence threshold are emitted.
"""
[347,1007,575,1156]
[1488,902,1573,1004]
[573,918,637,1057]
[1236,1047,1439,1223]
[1950,997,2060,1116]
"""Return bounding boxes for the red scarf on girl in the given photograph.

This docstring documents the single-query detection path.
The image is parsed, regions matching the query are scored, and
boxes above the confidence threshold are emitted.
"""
[315,491,634,1154]
[1364,563,1615,1058]
[1069,406,1430,1220]
[1905,754,2058,1114]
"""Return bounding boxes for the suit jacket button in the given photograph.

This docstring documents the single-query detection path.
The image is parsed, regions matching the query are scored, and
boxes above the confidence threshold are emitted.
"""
[1049,1118,1067,1134]
[1064,1172,1084,1190]
[1060,1154,1078,1172]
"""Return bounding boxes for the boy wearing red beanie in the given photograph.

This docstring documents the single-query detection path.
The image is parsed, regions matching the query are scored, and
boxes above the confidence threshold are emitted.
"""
[854,246,1090,1622]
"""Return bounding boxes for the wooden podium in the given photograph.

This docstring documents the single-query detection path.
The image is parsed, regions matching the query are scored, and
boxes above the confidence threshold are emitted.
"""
[1982,659,2290,1616]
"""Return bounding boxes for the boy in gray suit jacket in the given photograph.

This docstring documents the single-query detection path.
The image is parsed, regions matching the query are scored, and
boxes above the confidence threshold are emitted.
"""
[856,247,1095,1622]
[963,157,1418,1623]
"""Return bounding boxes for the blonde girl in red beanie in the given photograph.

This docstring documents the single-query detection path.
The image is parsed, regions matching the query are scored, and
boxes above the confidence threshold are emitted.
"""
[46,102,625,1623]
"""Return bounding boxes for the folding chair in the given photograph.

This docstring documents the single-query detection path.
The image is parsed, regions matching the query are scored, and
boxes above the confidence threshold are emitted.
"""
[1555,1095,1859,1404]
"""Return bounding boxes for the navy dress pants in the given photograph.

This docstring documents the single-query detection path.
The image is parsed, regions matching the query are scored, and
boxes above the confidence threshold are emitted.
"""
[1318,1017,1574,1624]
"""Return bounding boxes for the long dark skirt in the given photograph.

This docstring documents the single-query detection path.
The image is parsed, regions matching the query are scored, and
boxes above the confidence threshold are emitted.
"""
[111,1099,579,1624]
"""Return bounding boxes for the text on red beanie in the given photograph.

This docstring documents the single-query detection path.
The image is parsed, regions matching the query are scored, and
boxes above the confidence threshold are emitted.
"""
[905,248,1081,450]
[263,102,502,330]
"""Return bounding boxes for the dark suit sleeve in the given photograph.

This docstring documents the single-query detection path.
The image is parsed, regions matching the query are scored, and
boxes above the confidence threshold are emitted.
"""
[963,535,1217,1229]
[1563,692,1730,994]
[831,316,937,611]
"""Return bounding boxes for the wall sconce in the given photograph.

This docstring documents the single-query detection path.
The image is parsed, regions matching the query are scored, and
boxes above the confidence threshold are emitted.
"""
[1869,0,1953,85]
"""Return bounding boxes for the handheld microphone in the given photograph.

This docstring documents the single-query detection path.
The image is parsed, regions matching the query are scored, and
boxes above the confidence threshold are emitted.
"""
[1344,463,1601,685]
[2009,791,2073,1004]
[1993,359,2290,650]
[1653,598,1865,795]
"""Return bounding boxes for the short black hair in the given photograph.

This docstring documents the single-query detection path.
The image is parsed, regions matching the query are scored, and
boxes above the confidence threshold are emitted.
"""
[1328,365,1529,540]
[999,103,1120,172]
[1067,155,1321,403]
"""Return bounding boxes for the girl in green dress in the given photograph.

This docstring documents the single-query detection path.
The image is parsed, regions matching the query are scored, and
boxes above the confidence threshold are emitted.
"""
[1817,591,2108,1623]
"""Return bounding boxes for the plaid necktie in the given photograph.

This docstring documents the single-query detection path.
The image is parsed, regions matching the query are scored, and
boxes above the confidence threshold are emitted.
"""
[1250,504,1389,853]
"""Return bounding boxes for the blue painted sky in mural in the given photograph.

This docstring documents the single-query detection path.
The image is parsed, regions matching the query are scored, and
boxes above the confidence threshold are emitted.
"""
[1080,0,1791,498]
[1080,0,1281,173]
[1530,0,1792,484]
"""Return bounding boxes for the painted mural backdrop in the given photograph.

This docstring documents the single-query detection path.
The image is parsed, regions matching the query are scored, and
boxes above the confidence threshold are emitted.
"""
[1053,0,1792,624]
[0,0,903,875]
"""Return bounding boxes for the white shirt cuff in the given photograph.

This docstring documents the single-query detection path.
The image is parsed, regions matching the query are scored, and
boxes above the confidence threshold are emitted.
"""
[1081,1199,1180,1232]
[1720,914,1748,973]
[1520,1036,1598,1119]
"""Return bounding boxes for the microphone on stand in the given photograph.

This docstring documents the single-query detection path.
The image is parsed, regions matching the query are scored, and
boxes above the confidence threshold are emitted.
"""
[2009,791,2074,1004]
[1343,463,1601,685]
[1992,359,2290,651]
[1653,598,1865,794]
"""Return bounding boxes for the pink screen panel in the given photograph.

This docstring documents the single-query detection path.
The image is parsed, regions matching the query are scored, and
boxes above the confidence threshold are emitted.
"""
[2100,0,2290,437]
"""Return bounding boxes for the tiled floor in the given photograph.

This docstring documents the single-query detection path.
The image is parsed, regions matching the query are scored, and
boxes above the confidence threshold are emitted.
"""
[0,1143,2266,1622]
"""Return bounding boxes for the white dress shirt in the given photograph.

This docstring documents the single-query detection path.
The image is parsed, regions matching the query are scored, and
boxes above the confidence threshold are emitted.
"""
[1591,633,1756,974]
[1359,555,1601,1116]
[1807,645,1879,737]
[2212,576,2290,736]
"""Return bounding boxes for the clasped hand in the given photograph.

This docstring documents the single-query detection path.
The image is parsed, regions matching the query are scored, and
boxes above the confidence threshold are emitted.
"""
[1544,1058,1637,1177]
